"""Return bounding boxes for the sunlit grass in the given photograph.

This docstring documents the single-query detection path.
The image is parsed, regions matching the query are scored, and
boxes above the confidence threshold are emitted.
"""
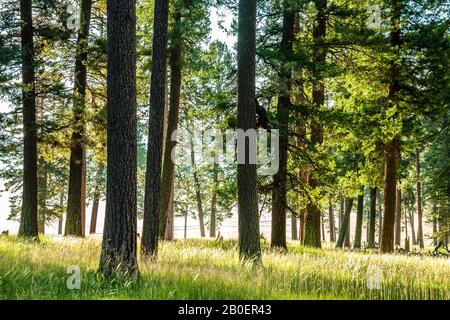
[0,236,448,300]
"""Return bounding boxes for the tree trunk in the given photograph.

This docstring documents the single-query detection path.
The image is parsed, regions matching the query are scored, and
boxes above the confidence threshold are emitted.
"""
[321,214,326,241]
[37,157,47,234]
[237,0,261,261]
[164,178,174,240]
[395,187,402,246]
[380,0,401,254]
[344,209,351,248]
[65,0,92,238]
[210,161,218,238]
[368,187,377,248]
[271,0,295,250]
[18,0,38,238]
[304,0,327,248]
[336,197,354,248]
[141,0,169,258]
[353,193,364,249]
[184,206,188,239]
[409,208,417,245]
[378,189,383,244]
[291,214,298,241]
[190,135,205,237]
[89,191,100,235]
[160,10,182,238]
[58,193,64,235]
[328,204,335,242]
[99,0,138,276]
[416,148,424,248]
[432,201,437,246]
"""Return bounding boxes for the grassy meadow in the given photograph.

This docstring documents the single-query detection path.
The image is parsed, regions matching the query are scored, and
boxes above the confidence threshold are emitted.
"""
[0,235,448,300]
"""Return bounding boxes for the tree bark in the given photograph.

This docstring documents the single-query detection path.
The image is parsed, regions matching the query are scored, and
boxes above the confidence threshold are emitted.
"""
[18,0,38,238]
[304,0,327,248]
[89,164,104,235]
[65,0,92,238]
[328,204,335,242]
[416,148,424,248]
[58,193,64,235]
[210,161,218,238]
[395,187,402,246]
[380,0,401,254]
[291,214,298,241]
[190,135,205,237]
[353,193,364,249]
[141,0,169,258]
[99,0,138,276]
[378,189,383,244]
[368,187,377,248]
[336,197,353,248]
[409,208,417,245]
[271,0,295,250]
[237,0,261,261]
[37,157,47,234]
[160,10,182,238]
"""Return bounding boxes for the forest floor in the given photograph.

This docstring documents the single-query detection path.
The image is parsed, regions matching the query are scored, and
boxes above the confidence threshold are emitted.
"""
[0,236,448,300]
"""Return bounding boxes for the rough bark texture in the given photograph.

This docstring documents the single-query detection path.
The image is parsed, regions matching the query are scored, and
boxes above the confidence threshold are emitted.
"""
[271,0,295,249]
[159,10,182,237]
[304,0,327,248]
[416,148,424,248]
[99,0,138,276]
[336,197,354,248]
[328,204,335,242]
[353,193,364,249]
[65,0,92,237]
[381,0,401,254]
[395,187,402,246]
[368,187,377,247]
[19,0,38,238]
[237,0,261,261]
[141,0,169,258]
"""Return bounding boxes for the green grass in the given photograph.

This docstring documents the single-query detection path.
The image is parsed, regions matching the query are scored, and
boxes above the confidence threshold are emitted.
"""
[0,236,448,300]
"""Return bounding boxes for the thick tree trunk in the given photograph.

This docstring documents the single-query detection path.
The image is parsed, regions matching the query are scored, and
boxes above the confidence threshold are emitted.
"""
[380,0,401,254]
[210,161,218,238]
[141,0,169,257]
[99,0,138,275]
[304,0,327,248]
[328,204,335,242]
[190,135,205,237]
[271,0,295,250]
[237,0,260,261]
[65,0,92,238]
[395,187,402,246]
[336,197,354,248]
[19,0,38,238]
[416,148,424,248]
[160,10,182,238]
[353,193,364,249]
[368,187,377,247]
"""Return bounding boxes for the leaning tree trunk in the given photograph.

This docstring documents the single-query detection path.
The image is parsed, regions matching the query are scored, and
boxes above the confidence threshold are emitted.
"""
[65,0,92,238]
[141,0,169,258]
[416,148,424,248]
[380,0,401,254]
[336,197,354,248]
[18,0,38,238]
[395,187,402,246]
[237,0,261,261]
[328,204,335,242]
[353,193,364,249]
[159,9,182,238]
[99,0,138,276]
[304,0,327,248]
[271,0,295,250]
